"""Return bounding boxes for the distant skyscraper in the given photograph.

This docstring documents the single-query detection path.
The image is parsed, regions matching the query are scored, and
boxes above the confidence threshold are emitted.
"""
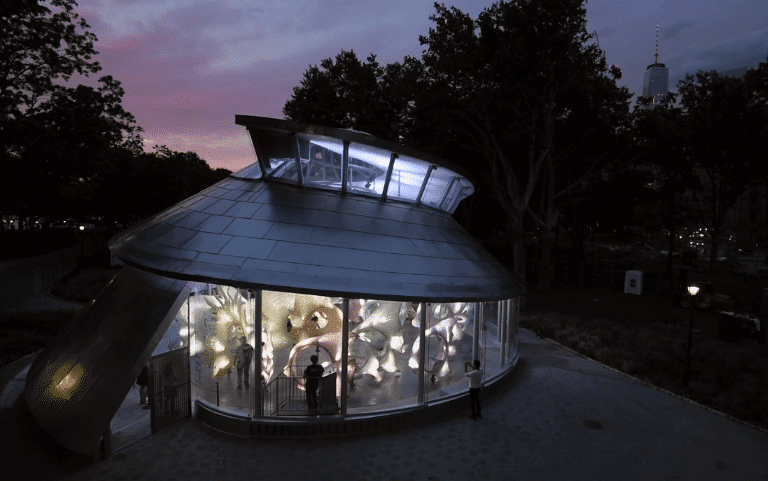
[642,24,669,106]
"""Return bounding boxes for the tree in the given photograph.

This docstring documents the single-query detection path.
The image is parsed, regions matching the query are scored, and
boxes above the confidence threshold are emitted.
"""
[631,95,697,275]
[93,146,230,225]
[284,0,631,291]
[412,0,630,290]
[744,55,768,186]
[8,75,141,226]
[1,0,103,227]
[283,50,418,141]
[0,0,99,129]
[678,70,765,269]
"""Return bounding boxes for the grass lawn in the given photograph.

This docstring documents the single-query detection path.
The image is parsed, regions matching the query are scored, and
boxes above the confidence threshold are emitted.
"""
[523,287,768,432]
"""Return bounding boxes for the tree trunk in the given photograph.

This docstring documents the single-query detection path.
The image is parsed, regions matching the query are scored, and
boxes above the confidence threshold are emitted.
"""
[666,225,676,275]
[536,232,556,292]
[709,227,720,272]
[665,187,679,276]
[508,216,527,286]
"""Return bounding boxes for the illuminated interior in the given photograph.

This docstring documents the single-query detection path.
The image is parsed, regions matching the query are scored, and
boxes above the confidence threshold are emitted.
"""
[153,283,519,417]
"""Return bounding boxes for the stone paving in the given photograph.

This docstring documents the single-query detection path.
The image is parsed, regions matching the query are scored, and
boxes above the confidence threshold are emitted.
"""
[3,328,768,481]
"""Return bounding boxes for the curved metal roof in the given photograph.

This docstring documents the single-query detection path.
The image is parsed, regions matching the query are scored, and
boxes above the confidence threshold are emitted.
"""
[109,176,523,302]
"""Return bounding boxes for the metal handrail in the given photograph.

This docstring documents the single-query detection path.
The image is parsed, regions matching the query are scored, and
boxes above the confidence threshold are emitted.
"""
[262,375,325,416]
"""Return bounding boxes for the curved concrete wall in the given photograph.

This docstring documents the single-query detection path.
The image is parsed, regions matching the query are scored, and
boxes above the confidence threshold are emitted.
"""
[24,267,189,454]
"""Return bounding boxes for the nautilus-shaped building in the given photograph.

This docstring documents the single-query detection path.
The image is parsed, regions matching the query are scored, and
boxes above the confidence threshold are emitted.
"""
[24,116,525,454]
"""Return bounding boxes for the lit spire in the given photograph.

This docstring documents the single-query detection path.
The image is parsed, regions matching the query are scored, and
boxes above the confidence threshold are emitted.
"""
[655,23,659,64]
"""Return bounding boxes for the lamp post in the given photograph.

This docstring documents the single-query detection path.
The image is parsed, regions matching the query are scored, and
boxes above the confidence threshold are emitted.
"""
[684,285,700,387]
[78,225,85,268]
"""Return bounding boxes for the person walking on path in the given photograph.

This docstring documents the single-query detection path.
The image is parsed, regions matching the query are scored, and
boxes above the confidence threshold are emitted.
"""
[136,365,150,408]
[465,359,483,420]
[235,336,254,389]
[303,355,324,410]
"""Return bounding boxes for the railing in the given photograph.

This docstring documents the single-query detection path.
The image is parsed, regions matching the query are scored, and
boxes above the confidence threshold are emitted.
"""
[262,375,336,416]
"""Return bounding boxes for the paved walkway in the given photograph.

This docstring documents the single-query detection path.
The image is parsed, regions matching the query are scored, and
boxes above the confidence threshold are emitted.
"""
[2,328,767,481]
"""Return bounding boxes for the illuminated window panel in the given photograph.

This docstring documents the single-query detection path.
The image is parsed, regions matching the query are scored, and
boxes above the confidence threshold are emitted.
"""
[239,117,474,213]
[441,178,474,213]
[420,167,453,208]
[385,155,430,202]
[307,138,391,195]
[263,133,300,183]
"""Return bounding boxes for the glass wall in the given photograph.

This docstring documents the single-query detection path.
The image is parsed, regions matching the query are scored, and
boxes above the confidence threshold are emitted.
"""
[172,284,256,416]
[165,282,519,418]
[419,302,475,401]
[345,299,418,412]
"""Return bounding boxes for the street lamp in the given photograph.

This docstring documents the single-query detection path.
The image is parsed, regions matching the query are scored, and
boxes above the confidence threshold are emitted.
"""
[684,285,700,387]
[78,225,85,265]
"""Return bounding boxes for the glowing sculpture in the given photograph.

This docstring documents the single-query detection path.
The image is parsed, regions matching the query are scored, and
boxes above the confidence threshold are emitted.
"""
[286,294,343,343]
[261,327,274,382]
[409,303,470,377]
[200,286,252,379]
[262,291,296,350]
[285,332,342,393]
[264,292,346,388]
[349,300,413,382]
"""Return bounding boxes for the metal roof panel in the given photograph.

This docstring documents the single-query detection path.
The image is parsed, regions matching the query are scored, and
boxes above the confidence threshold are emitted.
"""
[110,178,523,301]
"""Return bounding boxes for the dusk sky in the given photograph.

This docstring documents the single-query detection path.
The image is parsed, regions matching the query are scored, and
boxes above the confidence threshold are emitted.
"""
[73,0,768,171]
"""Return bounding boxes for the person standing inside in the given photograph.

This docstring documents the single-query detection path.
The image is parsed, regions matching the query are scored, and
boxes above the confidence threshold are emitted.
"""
[303,355,324,410]
[236,336,254,389]
[465,359,483,420]
[136,364,149,409]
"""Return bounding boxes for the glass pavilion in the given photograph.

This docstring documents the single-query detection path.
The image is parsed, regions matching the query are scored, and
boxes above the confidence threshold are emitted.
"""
[24,116,524,453]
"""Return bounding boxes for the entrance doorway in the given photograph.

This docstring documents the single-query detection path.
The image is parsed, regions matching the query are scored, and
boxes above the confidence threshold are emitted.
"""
[149,346,191,433]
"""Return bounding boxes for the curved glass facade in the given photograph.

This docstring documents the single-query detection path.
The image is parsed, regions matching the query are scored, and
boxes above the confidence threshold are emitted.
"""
[156,283,519,417]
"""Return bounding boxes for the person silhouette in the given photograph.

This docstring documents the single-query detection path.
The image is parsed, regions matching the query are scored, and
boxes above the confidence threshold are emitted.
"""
[303,355,324,410]
[136,364,149,408]
[235,336,254,388]
[465,359,483,420]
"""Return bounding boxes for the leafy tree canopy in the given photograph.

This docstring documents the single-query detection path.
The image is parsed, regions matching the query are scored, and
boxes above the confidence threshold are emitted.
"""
[0,0,226,231]
[0,0,100,122]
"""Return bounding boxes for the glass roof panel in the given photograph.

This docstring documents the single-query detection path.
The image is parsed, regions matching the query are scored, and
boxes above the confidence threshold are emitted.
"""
[420,167,454,208]
[385,155,429,202]
[264,132,300,184]
[309,138,391,196]
[442,179,474,213]
[238,118,474,213]
[302,137,345,191]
